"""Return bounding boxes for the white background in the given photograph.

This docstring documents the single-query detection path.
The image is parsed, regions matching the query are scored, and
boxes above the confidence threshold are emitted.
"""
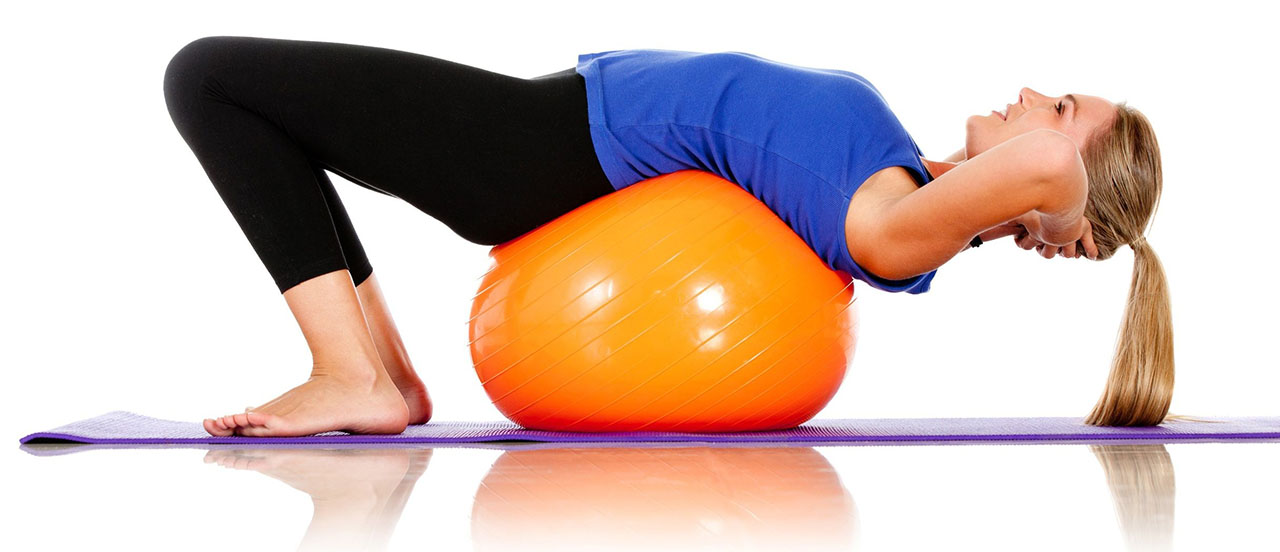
[3,1,1276,550]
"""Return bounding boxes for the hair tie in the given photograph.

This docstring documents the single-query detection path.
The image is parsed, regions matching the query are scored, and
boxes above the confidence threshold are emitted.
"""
[1130,235,1148,249]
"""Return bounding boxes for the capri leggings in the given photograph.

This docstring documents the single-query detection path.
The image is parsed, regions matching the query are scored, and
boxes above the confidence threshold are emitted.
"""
[162,36,616,293]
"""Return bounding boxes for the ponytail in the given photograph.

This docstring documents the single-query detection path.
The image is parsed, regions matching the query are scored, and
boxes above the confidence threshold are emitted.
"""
[1083,237,1176,426]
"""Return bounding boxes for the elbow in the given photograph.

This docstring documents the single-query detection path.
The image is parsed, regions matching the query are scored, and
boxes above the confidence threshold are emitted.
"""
[1029,130,1082,181]
[1032,130,1088,214]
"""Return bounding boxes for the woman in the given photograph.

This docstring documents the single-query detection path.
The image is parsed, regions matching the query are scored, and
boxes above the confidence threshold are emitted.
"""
[163,37,1171,438]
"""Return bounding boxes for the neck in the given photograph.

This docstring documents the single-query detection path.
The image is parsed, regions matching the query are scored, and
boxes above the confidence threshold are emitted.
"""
[919,157,962,180]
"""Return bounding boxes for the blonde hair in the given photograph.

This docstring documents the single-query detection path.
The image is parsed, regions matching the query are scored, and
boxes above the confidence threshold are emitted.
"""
[1078,102,1183,426]
[1088,444,1176,548]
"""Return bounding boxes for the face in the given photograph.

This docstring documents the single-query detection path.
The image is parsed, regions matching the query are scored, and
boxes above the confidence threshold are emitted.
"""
[965,87,1117,158]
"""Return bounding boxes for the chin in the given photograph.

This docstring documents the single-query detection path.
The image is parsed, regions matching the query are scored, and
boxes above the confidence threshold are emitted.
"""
[963,116,985,155]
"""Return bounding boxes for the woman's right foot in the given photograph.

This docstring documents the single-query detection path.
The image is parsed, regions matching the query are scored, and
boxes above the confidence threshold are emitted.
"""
[391,375,433,425]
[203,366,410,438]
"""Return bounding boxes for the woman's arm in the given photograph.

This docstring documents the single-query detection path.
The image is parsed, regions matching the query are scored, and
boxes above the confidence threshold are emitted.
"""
[854,129,1083,280]
[1028,142,1089,247]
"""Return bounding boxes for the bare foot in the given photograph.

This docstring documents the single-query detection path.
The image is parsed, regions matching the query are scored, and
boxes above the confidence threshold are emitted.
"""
[391,374,433,426]
[203,368,410,438]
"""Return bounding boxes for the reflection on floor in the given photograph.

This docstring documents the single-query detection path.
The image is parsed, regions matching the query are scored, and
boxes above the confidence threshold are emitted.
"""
[203,448,433,551]
[185,442,1185,552]
[1089,445,1174,552]
[472,447,856,551]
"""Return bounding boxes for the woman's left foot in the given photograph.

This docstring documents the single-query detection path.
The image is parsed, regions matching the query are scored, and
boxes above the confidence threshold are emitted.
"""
[203,369,410,437]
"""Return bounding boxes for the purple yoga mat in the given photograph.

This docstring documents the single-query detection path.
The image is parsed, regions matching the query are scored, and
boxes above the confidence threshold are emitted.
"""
[18,411,1280,446]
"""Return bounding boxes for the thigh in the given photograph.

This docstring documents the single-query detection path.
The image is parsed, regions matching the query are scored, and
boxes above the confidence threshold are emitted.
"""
[173,36,613,245]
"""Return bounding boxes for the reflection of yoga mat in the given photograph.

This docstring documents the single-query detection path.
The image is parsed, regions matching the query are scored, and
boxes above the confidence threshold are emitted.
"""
[18,411,1280,445]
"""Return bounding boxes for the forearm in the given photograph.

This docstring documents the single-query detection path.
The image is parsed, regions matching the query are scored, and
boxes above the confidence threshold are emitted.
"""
[870,130,1073,277]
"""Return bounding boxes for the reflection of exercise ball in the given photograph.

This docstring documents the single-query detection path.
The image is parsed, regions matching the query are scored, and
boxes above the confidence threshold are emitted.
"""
[467,170,859,432]
[471,447,858,551]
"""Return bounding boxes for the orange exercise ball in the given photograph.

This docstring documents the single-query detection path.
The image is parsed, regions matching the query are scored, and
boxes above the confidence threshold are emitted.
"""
[467,170,859,433]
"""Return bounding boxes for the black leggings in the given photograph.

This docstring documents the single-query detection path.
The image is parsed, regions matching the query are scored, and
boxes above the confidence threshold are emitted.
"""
[163,36,615,293]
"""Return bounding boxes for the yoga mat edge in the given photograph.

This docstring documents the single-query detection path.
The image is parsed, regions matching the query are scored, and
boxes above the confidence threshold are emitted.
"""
[18,411,1280,446]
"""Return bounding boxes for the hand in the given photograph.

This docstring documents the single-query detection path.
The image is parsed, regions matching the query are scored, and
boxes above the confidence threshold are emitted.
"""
[1014,215,1098,260]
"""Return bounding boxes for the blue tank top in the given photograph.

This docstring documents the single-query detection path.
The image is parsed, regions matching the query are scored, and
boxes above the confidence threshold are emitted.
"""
[575,49,937,294]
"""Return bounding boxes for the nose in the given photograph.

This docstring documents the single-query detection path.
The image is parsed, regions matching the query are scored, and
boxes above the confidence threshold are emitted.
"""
[1019,87,1039,106]
[1020,87,1058,109]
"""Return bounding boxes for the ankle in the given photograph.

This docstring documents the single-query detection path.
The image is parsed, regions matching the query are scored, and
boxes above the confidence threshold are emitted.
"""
[310,354,387,387]
[391,374,426,395]
[382,360,424,389]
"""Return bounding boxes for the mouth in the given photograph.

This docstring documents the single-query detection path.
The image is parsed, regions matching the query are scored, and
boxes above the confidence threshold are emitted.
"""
[992,98,1016,121]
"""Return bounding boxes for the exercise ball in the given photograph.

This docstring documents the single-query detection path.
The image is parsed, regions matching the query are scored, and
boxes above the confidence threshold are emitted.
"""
[467,170,859,432]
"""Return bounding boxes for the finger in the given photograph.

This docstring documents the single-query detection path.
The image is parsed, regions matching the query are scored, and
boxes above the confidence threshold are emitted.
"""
[1063,241,1077,258]
[1081,219,1099,259]
[1039,244,1057,259]
[1016,232,1037,250]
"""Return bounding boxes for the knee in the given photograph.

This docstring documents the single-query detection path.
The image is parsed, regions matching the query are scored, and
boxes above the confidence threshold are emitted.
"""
[162,36,234,121]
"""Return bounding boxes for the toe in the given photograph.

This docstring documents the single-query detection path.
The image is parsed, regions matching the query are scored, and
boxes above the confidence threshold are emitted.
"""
[237,425,269,437]
[236,412,279,437]
[213,418,235,436]
[245,411,271,427]
[219,415,240,432]
[203,418,232,437]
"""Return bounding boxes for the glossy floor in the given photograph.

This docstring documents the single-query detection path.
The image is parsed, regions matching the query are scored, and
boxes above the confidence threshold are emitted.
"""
[10,440,1278,551]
